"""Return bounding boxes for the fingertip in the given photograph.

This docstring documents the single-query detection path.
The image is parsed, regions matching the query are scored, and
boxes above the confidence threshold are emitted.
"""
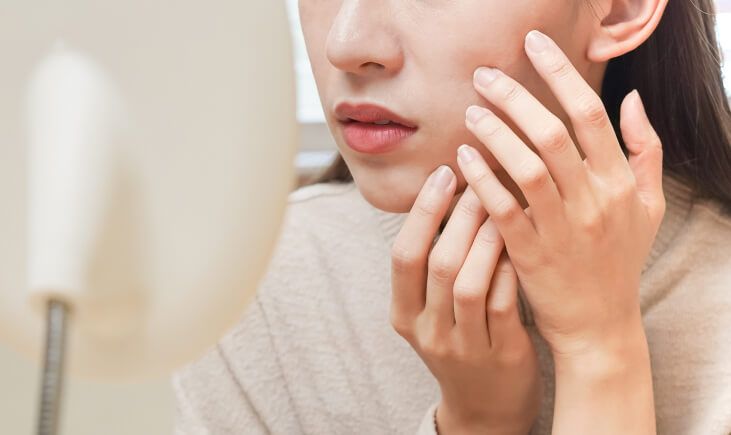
[620,89,641,123]
[525,29,551,55]
[429,165,457,192]
[457,144,479,166]
[620,89,654,153]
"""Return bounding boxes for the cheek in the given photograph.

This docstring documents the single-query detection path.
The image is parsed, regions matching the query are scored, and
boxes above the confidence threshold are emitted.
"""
[412,29,528,144]
[418,13,583,152]
[422,1,581,108]
[412,8,538,121]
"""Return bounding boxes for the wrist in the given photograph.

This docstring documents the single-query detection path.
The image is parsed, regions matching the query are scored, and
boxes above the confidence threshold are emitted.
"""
[436,402,527,435]
[550,319,656,434]
[553,335,651,390]
[551,312,649,375]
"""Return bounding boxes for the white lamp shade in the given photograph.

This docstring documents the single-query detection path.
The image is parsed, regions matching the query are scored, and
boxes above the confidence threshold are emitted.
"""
[0,1,298,380]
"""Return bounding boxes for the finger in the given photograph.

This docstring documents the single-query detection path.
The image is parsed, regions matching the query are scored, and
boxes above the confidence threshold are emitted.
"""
[472,66,592,205]
[452,218,504,347]
[524,30,630,179]
[464,105,564,236]
[426,186,488,330]
[620,90,666,227]
[391,166,457,326]
[485,251,524,349]
[456,141,539,250]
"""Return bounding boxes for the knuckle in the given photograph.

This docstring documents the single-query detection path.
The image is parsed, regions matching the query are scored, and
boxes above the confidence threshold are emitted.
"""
[577,209,605,237]
[517,161,550,192]
[536,122,571,155]
[609,177,637,203]
[453,283,483,307]
[576,94,609,128]
[414,198,441,218]
[476,117,502,138]
[648,138,664,159]
[418,335,451,360]
[391,243,421,273]
[548,58,573,79]
[456,196,485,219]
[487,300,513,320]
[389,311,414,340]
[471,168,494,190]
[652,133,664,152]
[473,223,503,249]
[452,343,479,364]
[500,82,522,103]
[428,253,460,282]
[493,196,522,222]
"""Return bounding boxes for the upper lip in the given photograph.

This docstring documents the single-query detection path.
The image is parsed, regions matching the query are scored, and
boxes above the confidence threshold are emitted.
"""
[334,102,417,128]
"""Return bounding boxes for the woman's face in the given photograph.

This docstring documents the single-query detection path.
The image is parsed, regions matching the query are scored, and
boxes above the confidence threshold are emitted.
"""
[299,0,606,212]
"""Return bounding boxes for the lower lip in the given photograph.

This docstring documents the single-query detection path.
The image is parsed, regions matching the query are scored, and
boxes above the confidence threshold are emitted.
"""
[342,122,417,154]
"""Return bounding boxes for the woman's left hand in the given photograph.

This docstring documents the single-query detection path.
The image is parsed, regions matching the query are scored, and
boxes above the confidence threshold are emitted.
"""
[456,29,666,361]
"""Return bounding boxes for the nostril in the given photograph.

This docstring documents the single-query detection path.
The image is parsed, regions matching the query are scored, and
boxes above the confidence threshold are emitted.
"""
[361,62,385,70]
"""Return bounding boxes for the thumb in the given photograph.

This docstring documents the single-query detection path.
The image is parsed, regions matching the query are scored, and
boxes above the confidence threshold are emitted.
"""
[619,89,666,226]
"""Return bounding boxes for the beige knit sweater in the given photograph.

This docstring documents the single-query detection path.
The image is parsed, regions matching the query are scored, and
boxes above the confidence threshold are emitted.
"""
[173,172,731,434]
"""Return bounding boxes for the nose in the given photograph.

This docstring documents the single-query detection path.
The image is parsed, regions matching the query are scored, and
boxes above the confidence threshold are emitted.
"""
[326,1,404,77]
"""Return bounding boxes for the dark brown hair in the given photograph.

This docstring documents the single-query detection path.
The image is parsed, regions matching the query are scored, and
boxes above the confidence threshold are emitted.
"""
[305,0,731,212]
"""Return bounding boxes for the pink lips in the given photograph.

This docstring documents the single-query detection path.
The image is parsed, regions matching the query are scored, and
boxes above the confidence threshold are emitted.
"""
[335,103,418,154]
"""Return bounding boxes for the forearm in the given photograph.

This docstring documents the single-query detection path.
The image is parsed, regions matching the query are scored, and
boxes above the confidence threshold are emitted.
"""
[551,321,656,435]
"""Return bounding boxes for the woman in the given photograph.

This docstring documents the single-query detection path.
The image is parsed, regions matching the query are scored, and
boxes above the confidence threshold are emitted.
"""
[173,0,731,433]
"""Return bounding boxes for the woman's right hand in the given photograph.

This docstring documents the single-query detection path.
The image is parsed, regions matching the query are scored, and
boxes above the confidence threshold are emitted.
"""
[390,165,543,435]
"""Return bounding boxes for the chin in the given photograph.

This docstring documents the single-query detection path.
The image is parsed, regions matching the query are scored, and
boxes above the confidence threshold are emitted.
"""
[349,166,423,214]
[348,159,466,214]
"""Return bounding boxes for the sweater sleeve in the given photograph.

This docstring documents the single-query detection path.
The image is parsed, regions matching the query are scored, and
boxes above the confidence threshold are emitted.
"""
[416,403,439,435]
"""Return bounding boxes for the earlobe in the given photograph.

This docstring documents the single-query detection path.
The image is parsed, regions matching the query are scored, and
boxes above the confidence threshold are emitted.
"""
[586,0,668,62]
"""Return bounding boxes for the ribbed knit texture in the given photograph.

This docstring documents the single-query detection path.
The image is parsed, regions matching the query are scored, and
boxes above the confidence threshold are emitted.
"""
[173,172,731,434]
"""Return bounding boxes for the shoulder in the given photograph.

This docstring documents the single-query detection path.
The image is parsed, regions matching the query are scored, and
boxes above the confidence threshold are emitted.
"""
[692,197,731,233]
[666,196,731,297]
[661,171,731,271]
[280,182,362,230]
[278,181,384,245]
[287,181,359,204]
[686,197,731,259]
[263,181,382,277]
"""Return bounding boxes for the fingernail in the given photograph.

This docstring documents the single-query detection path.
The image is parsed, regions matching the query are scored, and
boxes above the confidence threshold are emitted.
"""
[466,105,490,124]
[526,30,549,53]
[630,89,644,112]
[474,67,499,87]
[430,165,455,190]
[629,89,653,135]
[457,144,477,164]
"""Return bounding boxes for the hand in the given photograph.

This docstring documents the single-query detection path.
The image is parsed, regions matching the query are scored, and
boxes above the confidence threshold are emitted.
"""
[455,30,665,360]
[390,168,542,435]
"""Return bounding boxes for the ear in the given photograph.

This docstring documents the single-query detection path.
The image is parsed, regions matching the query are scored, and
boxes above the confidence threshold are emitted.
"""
[586,0,668,62]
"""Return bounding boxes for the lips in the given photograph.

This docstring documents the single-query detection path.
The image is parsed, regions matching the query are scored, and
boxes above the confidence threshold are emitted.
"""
[335,103,418,154]
[334,103,418,128]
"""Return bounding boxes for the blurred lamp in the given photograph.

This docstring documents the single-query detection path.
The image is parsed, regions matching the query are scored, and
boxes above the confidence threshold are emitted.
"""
[0,1,297,433]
